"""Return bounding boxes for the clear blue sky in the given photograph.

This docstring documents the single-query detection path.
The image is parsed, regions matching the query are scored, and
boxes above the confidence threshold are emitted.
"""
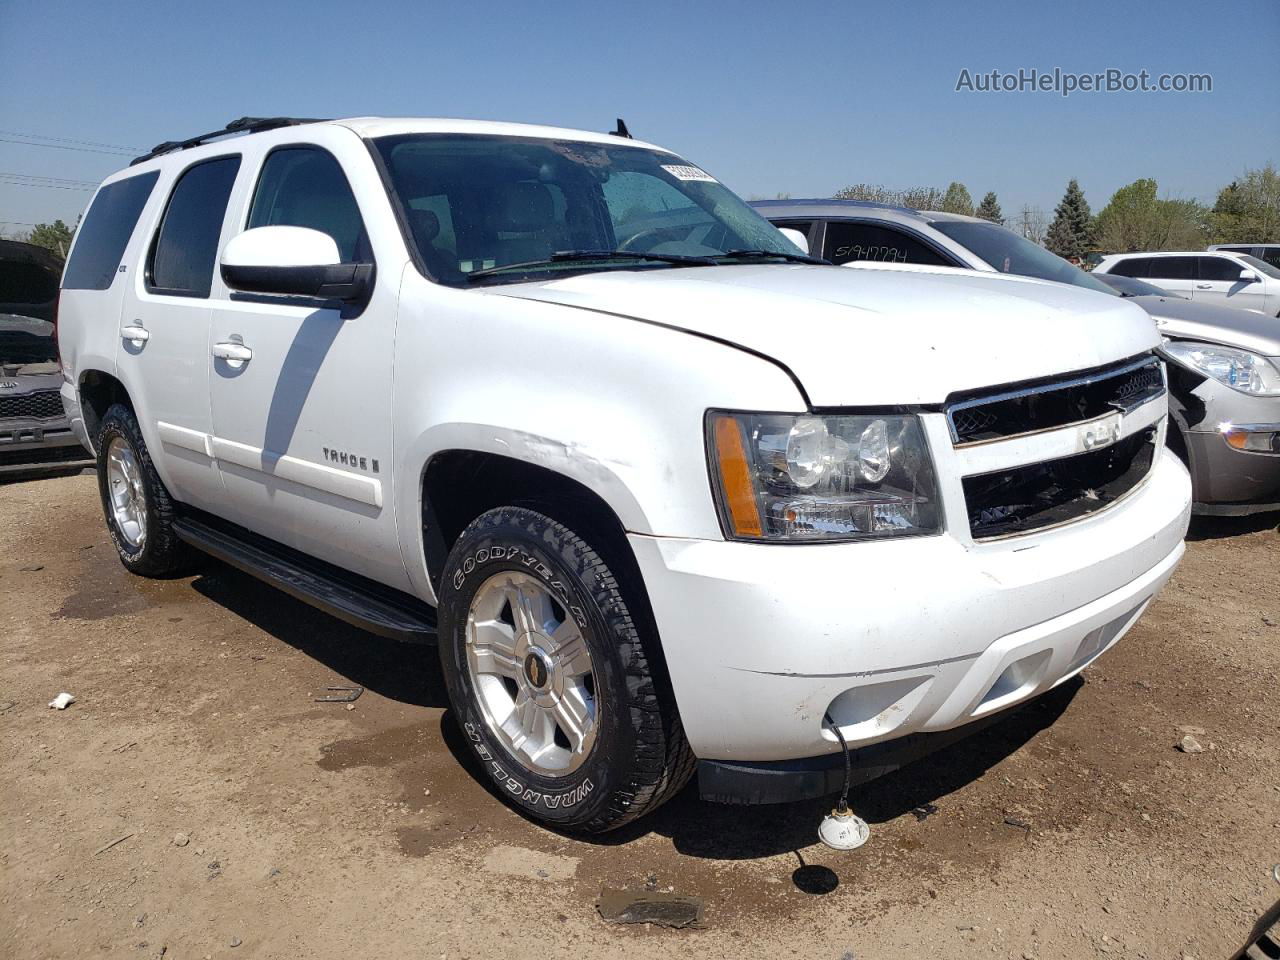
[2,0,1276,233]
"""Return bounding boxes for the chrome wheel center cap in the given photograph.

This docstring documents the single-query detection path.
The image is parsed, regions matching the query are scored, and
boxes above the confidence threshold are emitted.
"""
[523,646,553,691]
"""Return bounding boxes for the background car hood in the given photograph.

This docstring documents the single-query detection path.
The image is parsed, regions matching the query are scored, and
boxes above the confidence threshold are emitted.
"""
[0,314,57,366]
[1129,295,1280,357]
[490,264,1160,405]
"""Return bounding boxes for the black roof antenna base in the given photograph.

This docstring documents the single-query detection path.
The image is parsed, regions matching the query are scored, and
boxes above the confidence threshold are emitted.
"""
[609,118,632,139]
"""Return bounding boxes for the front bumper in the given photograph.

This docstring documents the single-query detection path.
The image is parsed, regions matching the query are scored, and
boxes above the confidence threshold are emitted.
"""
[629,447,1191,765]
[1184,426,1280,515]
[0,417,93,475]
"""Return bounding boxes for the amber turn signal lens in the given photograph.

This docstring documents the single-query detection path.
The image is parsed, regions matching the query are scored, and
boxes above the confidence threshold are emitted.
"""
[1223,427,1280,453]
[712,414,763,537]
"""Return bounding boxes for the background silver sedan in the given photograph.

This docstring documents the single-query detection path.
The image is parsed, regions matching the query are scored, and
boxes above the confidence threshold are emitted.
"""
[754,200,1280,515]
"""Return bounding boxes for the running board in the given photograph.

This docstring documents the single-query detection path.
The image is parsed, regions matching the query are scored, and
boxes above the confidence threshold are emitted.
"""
[173,514,437,644]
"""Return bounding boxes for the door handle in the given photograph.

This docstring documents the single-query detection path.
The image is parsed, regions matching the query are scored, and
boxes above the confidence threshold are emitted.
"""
[1195,283,1212,289]
[120,324,150,345]
[211,341,253,362]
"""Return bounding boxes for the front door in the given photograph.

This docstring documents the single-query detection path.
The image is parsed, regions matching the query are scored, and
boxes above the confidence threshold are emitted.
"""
[207,139,408,590]
[1193,255,1267,312]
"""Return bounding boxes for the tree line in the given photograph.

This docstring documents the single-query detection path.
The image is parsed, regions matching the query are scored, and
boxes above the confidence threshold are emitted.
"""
[834,163,1279,257]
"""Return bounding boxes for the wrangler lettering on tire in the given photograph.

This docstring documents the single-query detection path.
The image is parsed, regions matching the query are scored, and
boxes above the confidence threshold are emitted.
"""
[437,507,694,832]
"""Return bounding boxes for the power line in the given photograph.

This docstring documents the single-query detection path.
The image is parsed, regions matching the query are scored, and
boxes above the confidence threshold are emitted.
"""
[0,129,146,152]
[0,179,95,191]
[0,136,136,157]
[0,172,99,186]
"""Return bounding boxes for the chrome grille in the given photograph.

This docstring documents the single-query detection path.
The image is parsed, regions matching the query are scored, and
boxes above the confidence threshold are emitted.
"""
[946,354,1166,446]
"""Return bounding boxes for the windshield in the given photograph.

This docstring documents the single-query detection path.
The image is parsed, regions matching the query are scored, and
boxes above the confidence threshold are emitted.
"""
[373,134,802,286]
[1093,274,1181,299]
[1234,253,1280,280]
[930,219,1116,295]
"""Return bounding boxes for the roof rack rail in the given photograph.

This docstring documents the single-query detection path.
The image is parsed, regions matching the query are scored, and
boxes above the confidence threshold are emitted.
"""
[130,116,329,166]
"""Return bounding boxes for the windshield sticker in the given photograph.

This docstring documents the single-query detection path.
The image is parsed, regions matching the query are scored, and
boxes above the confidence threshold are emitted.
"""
[662,164,717,183]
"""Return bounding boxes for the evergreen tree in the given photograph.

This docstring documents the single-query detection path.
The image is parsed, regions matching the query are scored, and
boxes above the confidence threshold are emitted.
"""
[1045,180,1094,258]
[940,182,974,216]
[25,219,76,261]
[975,192,1003,223]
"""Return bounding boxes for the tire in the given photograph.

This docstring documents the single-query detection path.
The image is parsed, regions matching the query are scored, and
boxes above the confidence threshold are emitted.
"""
[96,403,191,577]
[437,506,694,833]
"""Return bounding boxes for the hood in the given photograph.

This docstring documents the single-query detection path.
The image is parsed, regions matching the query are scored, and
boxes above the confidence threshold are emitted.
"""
[487,264,1160,406]
[0,313,57,366]
[0,362,61,400]
[1128,295,1280,357]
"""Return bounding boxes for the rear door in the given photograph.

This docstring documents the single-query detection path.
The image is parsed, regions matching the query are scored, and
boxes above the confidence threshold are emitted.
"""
[115,155,241,508]
[1194,255,1268,311]
[1140,256,1197,300]
[207,132,409,591]
[58,171,160,447]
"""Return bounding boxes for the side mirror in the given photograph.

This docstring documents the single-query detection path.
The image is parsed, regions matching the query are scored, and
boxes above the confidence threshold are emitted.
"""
[220,226,373,301]
[1238,268,1259,283]
[777,227,810,255]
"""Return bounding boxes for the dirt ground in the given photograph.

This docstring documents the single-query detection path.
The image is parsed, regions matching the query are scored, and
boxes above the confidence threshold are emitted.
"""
[2,472,1277,960]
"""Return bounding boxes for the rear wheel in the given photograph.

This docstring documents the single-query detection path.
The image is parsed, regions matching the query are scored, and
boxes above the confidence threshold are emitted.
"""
[96,403,190,577]
[436,506,694,832]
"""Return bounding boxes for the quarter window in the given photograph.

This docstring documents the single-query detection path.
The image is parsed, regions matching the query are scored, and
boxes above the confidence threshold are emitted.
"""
[62,172,159,291]
[148,157,241,297]
[247,148,368,262]
[1108,258,1150,278]
[822,221,949,266]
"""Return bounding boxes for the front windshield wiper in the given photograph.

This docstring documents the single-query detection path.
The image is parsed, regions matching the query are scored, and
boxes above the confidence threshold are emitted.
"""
[466,249,717,282]
[714,249,832,266]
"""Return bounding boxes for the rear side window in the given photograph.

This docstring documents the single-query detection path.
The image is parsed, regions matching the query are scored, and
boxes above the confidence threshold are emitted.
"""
[247,147,368,262]
[1198,257,1246,281]
[62,172,159,290]
[148,156,241,298]
[1147,257,1195,281]
[822,220,950,266]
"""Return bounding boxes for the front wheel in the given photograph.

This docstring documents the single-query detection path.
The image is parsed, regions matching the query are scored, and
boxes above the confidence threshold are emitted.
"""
[436,506,694,833]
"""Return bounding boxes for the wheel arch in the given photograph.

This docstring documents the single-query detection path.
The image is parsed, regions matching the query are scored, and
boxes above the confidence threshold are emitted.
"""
[420,448,645,598]
[77,369,133,455]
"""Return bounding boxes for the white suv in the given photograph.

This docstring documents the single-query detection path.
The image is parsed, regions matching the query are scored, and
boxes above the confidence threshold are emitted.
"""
[1095,250,1280,316]
[57,116,1191,832]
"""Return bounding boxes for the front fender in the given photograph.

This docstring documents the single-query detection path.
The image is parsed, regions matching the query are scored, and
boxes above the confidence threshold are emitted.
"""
[390,269,806,605]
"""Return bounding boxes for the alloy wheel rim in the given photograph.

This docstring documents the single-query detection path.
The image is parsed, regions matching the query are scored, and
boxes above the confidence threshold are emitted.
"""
[105,436,147,550]
[465,571,598,778]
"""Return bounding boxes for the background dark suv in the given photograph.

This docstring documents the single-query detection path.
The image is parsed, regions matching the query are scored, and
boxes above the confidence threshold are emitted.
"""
[0,239,93,477]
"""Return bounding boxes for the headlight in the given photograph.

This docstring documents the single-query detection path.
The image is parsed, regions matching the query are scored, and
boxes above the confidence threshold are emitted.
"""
[707,411,941,541]
[1161,342,1280,396]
